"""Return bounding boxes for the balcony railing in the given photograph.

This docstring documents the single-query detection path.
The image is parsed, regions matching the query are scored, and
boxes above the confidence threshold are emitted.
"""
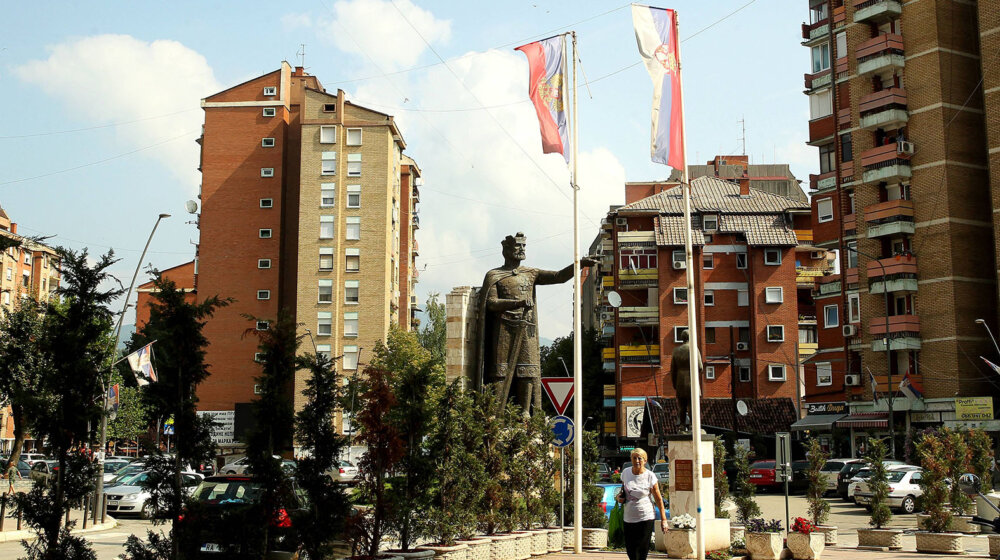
[838,107,852,127]
[619,306,659,326]
[619,344,660,363]
[805,69,832,90]
[802,19,830,42]
[618,268,658,288]
[860,141,912,183]
[808,114,836,145]
[794,229,814,242]
[618,230,656,246]
[844,213,857,235]
[817,274,842,296]
[840,160,855,182]
[835,56,850,79]
[870,314,921,351]
[833,5,846,25]
[856,33,905,76]
[867,255,918,293]
[602,348,615,361]
[864,199,915,238]
[859,88,908,130]
[845,267,859,285]
[810,171,837,191]
[853,0,902,23]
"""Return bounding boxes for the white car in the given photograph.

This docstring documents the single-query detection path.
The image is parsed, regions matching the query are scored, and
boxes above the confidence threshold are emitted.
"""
[101,459,131,483]
[819,458,860,494]
[846,461,908,501]
[854,466,924,514]
[105,471,204,518]
[328,460,358,484]
[20,453,48,466]
[221,457,251,475]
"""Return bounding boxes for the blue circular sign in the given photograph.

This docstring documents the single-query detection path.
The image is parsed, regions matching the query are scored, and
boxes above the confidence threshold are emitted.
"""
[550,415,575,448]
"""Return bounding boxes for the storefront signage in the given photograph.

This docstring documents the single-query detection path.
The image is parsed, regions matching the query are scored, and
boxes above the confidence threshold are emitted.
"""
[910,411,941,423]
[944,419,1000,431]
[956,397,994,420]
[197,410,235,445]
[806,402,847,415]
[625,406,645,438]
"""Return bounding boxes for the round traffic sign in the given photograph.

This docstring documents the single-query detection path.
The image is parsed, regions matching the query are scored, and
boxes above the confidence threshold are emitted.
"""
[550,415,575,448]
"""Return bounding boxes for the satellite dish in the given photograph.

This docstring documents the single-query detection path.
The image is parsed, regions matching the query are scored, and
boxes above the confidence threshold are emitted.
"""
[607,290,622,308]
[736,400,749,416]
[185,200,199,214]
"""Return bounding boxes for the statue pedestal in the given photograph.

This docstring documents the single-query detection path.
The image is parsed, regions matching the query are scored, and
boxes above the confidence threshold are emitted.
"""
[666,434,730,552]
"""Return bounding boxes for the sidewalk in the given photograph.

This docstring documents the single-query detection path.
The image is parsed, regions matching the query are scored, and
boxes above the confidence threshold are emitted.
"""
[0,481,117,543]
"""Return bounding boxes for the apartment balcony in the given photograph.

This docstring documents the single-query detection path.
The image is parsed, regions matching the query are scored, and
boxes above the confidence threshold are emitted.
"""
[867,255,918,294]
[619,306,659,326]
[805,69,831,91]
[618,230,656,246]
[411,239,419,256]
[800,342,819,356]
[833,5,846,26]
[810,171,837,192]
[619,344,660,364]
[840,160,855,183]
[412,214,420,228]
[835,56,850,80]
[864,199,915,238]
[816,274,842,296]
[808,114,835,145]
[794,229,813,243]
[860,141,912,183]
[802,19,830,45]
[618,268,658,289]
[853,0,902,23]
[870,315,921,351]
[602,347,615,371]
[837,107,852,127]
[602,275,614,288]
[797,265,826,285]
[844,213,857,236]
[856,34,904,77]
[601,239,613,253]
[845,267,859,286]
[859,88,908,130]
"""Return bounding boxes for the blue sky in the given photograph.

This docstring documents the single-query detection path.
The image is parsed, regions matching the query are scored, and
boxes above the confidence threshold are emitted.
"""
[1,0,813,339]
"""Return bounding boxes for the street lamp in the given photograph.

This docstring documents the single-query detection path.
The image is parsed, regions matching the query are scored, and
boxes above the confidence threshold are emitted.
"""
[975,319,1000,359]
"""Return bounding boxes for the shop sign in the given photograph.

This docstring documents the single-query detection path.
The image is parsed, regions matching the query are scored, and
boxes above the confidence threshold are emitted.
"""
[956,397,994,421]
[806,402,847,415]
[625,405,645,438]
[944,419,1000,431]
[910,411,941,423]
[197,410,235,445]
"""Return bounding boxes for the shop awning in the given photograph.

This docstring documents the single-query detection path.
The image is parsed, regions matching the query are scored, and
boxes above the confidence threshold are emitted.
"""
[836,412,888,429]
[790,413,846,431]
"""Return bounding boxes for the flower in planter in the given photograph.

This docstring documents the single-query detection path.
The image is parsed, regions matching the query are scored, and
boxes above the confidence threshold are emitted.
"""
[746,518,783,533]
[791,517,815,534]
[671,514,696,530]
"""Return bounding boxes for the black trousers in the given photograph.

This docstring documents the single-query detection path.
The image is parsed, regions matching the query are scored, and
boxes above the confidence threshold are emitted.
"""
[623,519,654,560]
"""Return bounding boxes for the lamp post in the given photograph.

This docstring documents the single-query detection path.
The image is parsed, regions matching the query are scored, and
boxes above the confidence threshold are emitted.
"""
[975,319,1000,359]
[94,213,170,520]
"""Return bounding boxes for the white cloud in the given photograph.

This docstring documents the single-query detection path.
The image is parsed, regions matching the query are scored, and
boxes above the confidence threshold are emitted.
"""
[281,12,313,31]
[14,34,220,194]
[317,0,451,70]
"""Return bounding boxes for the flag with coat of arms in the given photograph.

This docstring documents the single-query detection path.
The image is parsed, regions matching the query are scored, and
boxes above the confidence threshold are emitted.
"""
[126,343,157,386]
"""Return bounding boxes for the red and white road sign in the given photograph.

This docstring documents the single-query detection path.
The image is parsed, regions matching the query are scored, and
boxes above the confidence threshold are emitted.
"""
[541,377,575,416]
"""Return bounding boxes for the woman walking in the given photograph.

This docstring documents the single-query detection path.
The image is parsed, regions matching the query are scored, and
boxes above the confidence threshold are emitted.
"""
[616,448,667,560]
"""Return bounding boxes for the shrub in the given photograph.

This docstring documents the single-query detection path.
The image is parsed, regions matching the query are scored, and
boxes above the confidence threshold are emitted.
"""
[707,549,731,560]
[805,438,830,525]
[863,437,892,529]
[943,428,973,514]
[745,518,782,533]
[966,428,994,493]
[916,429,951,533]
[732,445,761,525]
[714,439,730,519]
[560,429,606,529]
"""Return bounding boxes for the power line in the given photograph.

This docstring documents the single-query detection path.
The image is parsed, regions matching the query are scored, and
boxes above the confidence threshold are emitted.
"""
[0,108,199,140]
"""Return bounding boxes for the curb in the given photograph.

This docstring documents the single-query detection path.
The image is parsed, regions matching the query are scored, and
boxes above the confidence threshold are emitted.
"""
[0,517,118,543]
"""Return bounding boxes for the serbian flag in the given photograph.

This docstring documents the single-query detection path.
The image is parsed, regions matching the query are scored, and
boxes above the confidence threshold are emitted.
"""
[898,371,923,400]
[126,343,157,386]
[516,35,569,163]
[632,5,685,169]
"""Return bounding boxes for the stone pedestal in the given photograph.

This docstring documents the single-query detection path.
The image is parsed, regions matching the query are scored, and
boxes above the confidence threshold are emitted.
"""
[664,435,730,552]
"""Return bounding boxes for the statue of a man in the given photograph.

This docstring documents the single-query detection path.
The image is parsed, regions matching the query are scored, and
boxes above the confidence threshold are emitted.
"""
[669,329,703,431]
[475,232,594,415]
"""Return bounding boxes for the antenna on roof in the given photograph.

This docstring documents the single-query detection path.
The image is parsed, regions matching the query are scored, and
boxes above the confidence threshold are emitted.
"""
[297,44,307,69]
[738,116,746,156]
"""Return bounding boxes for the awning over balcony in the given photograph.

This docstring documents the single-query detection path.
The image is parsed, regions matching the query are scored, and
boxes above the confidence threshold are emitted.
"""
[791,413,846,431]
[837,411,888,429]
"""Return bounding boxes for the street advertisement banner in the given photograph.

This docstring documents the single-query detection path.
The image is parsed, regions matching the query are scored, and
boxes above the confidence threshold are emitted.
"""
[956,397,994,420]
[197,410,235,445]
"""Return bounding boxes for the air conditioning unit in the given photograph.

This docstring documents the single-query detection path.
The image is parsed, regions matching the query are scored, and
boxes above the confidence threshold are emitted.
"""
[897,140,915,155]
[616,217,628,226]
[842,324,858,337]
[736,342,750,351]
[844,374,861,386]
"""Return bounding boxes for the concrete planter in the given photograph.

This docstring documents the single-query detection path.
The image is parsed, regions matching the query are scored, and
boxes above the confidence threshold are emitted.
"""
[665,528,696,559]
[486,534,517,560]
[581,528,608,549]
[562,529,574,550]
[916,513,978,533]
[856,528,902,550]
[458,538,491,560]
[385,550,435,560]
[812,526,836,546]
[988,534,1000,557]
[730,525,745,544]
[914,531,965,554]
[528,530,547,556]
[746,532,783,560]
[786,532,824,560]
[511,532,531,560]
[416,544,469,560]
[544,529,562,553]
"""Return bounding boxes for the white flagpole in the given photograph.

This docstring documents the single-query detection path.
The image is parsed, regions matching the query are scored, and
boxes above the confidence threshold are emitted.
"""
[570,31,584,555]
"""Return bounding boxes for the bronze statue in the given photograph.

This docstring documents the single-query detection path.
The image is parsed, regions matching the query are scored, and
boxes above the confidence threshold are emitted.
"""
[475,232,594,415]
[669,329,703,431]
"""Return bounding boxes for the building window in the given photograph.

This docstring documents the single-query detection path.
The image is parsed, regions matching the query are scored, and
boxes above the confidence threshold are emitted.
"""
[739,366,751,382]
[736,253,748,269]
[323,103,337,112]
[5,267,10,280]
[347,185,361,208]
[262,137,275,148]
[321,151,337,175]
[671,249,685,266]
[848,293,861,323]
[765,287,783,304]
[737,288,749,307]
[261,168,274,177]
[811,42,830,73]
[260,198,273,208]
[259,228,272,239]
[703,253,714,269]
[704,290,715,306]
[254,384,263,395]
[703,214,718,231]
[257,290,270,300]
[316,344,331,360]
[705,366,716,380]
[345,280,359,304]
[263,107,276,117]
[840,132,853,162]
[346,217,361,240]
[809,89,833,120]
[321,183,336,207]
[819,142,836,173]
[320,216,335,239]
[347,153,362,177]
[254,353,265,363]
[318,280,333,303]
[256,320,269,331]
[738,327,750,344]
[673,287,688,304]
[320,125,337,144]
[764,249,781,265]
[346,249,360,272]
[346,128,363,146]
[344,312,359,337]
[817,198,834,223]
[817,363,833,386]
[768,364,786,381]
[343,345,359,370]
[704,233,713,244]
[319,248,334,271]
[846,241,858,269]
[317,312,332,336]
[705,327,716,344]
[673,326,689,343]
[258,259,271,269]
[263,86,277,96]
[824,304,839,328]
[767,325,785,342]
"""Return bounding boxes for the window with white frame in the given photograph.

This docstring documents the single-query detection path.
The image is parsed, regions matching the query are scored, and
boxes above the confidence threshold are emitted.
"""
[848,293,861,323]
[768,364,786,381]
[346,128,362,146]
[705,366,716,380]
[738,288,749,307]
[345,248,360,272]
[345,280,359,304]
[259,228,272,239]
[767,325,785,342]
[254,384,263,395]
[347,153,362,177]
[817,198,834,223]
[673,287,688,304]
[343,345,359,370]
[254,353,264,363]
[811,42,830,73]
[263,107,276,117]
[344,312,359,337]
[316,344,331,360]
[765,287,783,304]
[261,168,274,177]
[809,88,833,120]
[318,279,333,303]
[320,216,335,239]
[703,253,714,269]
[258,259,271,269]
[256,320,269,331]
[5,267,11,280]
[263,86,277,96]
[319,248,334,271]
[704,233,713,244]
[321,152,337,175]
[704,290,715,306]
[260,198,273,209]
[317,312,332,336]
[261,137,275,148]
[257,290,270,300]
[736,252,748,269]
[346,217,361,240]
[673,326,689,343]
[1,292,8,306]
[816,362,833,386]
[703,214,718,231]
[824,304,839,328]
[321,183,336,207]
[320,125,337,144]
[764,249,781,265]
[739,366,751,382]
[347,185,361,208]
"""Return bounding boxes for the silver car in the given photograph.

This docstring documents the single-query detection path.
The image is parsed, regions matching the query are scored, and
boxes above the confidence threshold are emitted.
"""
[652,462,670,483]
[328,460,358,484]
[105,471,203,518]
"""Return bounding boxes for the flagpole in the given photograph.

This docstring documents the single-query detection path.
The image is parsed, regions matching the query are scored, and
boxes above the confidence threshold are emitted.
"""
[570,30,584,555]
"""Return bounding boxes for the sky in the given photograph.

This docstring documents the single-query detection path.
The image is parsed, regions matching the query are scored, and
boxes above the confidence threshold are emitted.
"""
[0,0,814,340]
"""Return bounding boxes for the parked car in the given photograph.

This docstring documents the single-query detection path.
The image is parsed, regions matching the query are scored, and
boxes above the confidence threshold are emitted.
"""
[327,460,358,484]
[854,466,924,513]
[1,458,31,479]
[789,460,811,494]
[597,463,611,482]
[102,459,131,482]
[846,461,910,502]
[597,482,667,519]
[221,457,250,475]
[822,458,861,495]
[749,461,779,491]
[29,460,59,484]
[194,459,216,478]
[652,462,670,484]
[106,471,204,518]
[106,455,138,463]
[20,453,48,466]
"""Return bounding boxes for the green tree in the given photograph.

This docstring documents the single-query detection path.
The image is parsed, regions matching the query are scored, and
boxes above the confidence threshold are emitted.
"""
[805,438,830,525]
[476,384,518,535]
[539,328,604,427]
[0,297,48,472]
[714,439,729,519]
[417,293,446,368]
[864,437,892,529]
[732,445,760,525]
[562,430,606,528]
[942,428,973,514]
[916,430,951,532]
[106,383,150,450]
[513,413,557,529]
[965,428,994,493]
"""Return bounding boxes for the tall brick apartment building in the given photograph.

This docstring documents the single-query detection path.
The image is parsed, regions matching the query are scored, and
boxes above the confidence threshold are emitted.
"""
[141,62,421,445]
[800,0,1000,456]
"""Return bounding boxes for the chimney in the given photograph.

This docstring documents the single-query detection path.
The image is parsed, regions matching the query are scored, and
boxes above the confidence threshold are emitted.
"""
[10,223,16,234]
[294,66,305,76]
[739,173,750,197]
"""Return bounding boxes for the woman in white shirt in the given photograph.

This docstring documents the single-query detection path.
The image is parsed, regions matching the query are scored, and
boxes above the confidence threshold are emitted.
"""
[616,448,667,560]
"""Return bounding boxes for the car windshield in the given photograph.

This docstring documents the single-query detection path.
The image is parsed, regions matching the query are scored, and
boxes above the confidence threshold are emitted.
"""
[752,461,776,469]
[115,472,149,486]
[193,480,264,504]
[597,464,609,473]
[887,471,909,483]
[104,462,127,474]
[822,461,845,471]
[653,464,669,473]
[855,468,871,479]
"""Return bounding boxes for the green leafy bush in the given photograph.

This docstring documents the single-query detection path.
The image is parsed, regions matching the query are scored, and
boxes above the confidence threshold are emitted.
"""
[805,438,830,525]
[916,429,951,533]
[714,439,730,519]
[732,446,760,525]
[864,437,892,529]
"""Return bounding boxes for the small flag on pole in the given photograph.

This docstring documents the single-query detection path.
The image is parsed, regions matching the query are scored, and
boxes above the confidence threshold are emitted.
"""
[867,369,879,404]
[515,35,570,163]
[107,383,120,410]
[126,343,158,386]
[982,355,1000,376]
[898,371,923,400]
[631,5,685,169]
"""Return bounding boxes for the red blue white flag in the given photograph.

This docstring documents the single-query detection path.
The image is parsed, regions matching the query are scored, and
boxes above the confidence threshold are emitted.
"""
[632,5,685,169]
[126,343,158,386]
[516,35,569,163]
[898,370,923,400]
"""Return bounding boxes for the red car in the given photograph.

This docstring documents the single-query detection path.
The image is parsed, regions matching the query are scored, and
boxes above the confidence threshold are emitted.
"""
[749,460,778,491]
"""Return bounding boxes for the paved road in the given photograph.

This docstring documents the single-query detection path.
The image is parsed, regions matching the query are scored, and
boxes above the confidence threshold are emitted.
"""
[0,517,159,560]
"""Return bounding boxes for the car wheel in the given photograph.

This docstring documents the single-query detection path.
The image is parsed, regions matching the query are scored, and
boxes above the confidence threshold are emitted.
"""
[901,495,916,514]
[141,501,155,520]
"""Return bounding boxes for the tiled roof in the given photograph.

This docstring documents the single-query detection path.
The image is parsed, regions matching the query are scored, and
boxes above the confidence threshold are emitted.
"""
[619,176,809,214]
[654,216,706,247]
[646,397,798,435]
[720,214,799,246]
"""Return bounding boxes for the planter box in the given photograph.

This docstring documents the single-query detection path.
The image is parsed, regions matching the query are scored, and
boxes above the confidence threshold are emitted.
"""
[486,535,516,560]
[562,529,573,550]
[459,538,491,560]
[989,534,1000,557]
[916,513,978,533]
[746,532,783,560]
[856,528,902,550]
[665,528,696,559]
[914,531,964,554]
[813,526,837,546]
[582,528,607,550]
[730,525,745,544]
[416,544,469,560]
[787,532,824,560]
[528,530,547,556]
[511,533,531,560]
[544,529,561,553]
[385,550,435,560]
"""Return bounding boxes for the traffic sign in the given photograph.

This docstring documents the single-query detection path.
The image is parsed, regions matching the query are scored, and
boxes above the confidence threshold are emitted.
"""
[541,377,575,415]
[550,415,575,448]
